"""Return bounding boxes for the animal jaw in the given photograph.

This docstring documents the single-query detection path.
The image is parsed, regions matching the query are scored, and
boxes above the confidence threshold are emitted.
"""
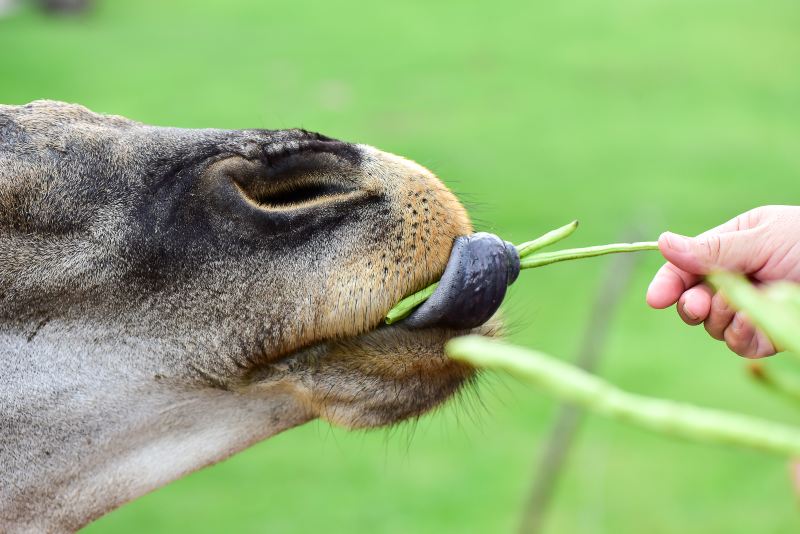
[0,100,499,532]
[244,318,503,430]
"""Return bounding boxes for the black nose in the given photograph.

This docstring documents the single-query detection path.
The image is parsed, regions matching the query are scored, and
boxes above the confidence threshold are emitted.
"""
[404,232,520,330]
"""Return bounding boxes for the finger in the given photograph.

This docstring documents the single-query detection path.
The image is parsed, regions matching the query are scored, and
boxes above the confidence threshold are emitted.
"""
[646,262,703,309]
[657,229,764,276]
[677,284,713,325]
[723,312,757,357]
[704,292,736,341]
[722,313,776,358]
[723,312,778,358]
[646,211,758,309]
[750,329,778,358]
[653,208,760,275]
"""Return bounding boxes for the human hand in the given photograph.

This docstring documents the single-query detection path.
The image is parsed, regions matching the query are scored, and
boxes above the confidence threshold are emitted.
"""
[646,205,800,358]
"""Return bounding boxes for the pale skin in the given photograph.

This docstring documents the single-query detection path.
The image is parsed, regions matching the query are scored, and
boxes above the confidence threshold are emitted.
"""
[646,205,800,358]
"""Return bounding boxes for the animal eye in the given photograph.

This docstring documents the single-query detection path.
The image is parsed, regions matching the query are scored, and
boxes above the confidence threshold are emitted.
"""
[217,148,361,211]
[249,180,352,208]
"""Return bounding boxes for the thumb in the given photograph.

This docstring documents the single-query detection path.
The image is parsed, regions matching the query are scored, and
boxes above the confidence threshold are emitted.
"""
[658,231,762,275]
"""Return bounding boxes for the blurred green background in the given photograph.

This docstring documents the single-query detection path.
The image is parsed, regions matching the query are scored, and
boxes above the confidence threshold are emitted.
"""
[2,0,800,532]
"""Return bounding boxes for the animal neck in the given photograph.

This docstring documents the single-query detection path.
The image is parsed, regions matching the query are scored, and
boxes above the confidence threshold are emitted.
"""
[0,323,311,532]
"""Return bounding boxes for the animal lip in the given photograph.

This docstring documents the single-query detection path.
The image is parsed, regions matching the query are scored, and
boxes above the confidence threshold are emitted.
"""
[403,232,520,330]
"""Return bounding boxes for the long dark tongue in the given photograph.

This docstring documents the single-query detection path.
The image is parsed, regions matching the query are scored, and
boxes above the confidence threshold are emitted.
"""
[404,232,520,330]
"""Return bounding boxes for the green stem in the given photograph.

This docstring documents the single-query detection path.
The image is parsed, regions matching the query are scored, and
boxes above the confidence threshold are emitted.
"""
[384,282,438,325]
[520,242,659,269]
[516,220,579,258]
[447,335,800,457]
[384,227,659,324]
[385,222,580,325]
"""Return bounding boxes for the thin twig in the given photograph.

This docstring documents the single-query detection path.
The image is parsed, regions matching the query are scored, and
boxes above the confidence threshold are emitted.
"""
[384,282,438,325]
[520,242,658,269]
[517,220,579,258]
[383,220,658,323]
[447,336,800,457]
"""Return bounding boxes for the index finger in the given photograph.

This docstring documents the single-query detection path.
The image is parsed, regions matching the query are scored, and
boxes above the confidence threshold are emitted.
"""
[646,261,703,309]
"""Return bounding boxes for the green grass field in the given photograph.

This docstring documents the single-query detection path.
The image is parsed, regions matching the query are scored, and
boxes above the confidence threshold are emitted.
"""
[3,0,800,531]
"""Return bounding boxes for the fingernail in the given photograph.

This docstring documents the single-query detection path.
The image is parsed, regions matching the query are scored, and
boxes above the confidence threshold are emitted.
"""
[683,302,699,321]
[663,232,689,253]
[732,315,742,332]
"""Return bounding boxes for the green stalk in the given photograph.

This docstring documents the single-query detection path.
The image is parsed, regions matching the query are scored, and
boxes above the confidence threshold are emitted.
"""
[447,335,800,457]
[520,242,659,269]
[384,220,659,324]
[516,220,579,258]
[384,283,438,325]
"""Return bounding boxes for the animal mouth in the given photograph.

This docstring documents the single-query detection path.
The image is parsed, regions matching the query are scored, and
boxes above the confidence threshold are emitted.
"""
[246,232,514,429]
[230,142,516,428]
[401,232,520,330]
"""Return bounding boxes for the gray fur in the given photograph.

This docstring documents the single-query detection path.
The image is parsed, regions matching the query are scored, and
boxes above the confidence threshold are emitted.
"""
[0,101,496,532]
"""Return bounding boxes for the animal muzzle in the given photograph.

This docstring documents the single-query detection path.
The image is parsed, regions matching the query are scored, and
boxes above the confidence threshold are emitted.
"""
[405,232,520,330]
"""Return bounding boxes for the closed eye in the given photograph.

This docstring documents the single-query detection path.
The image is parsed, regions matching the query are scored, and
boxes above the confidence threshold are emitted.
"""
[254,181,353,207]
[233,176,359,210]
[225,145,364,211]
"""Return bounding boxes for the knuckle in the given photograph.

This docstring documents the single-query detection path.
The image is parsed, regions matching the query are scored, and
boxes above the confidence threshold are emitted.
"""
[742,334,761,358]
[702,234,722,262]
[706,234,722,259]
[724,322,742,343]
[743,207,765,228]
[724,315,755,356]
[725,332,747,355]
[711,293,729,314]
[704,320,724,341]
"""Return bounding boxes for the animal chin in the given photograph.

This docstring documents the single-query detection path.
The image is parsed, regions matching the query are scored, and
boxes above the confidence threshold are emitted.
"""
[278,315,504,430]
